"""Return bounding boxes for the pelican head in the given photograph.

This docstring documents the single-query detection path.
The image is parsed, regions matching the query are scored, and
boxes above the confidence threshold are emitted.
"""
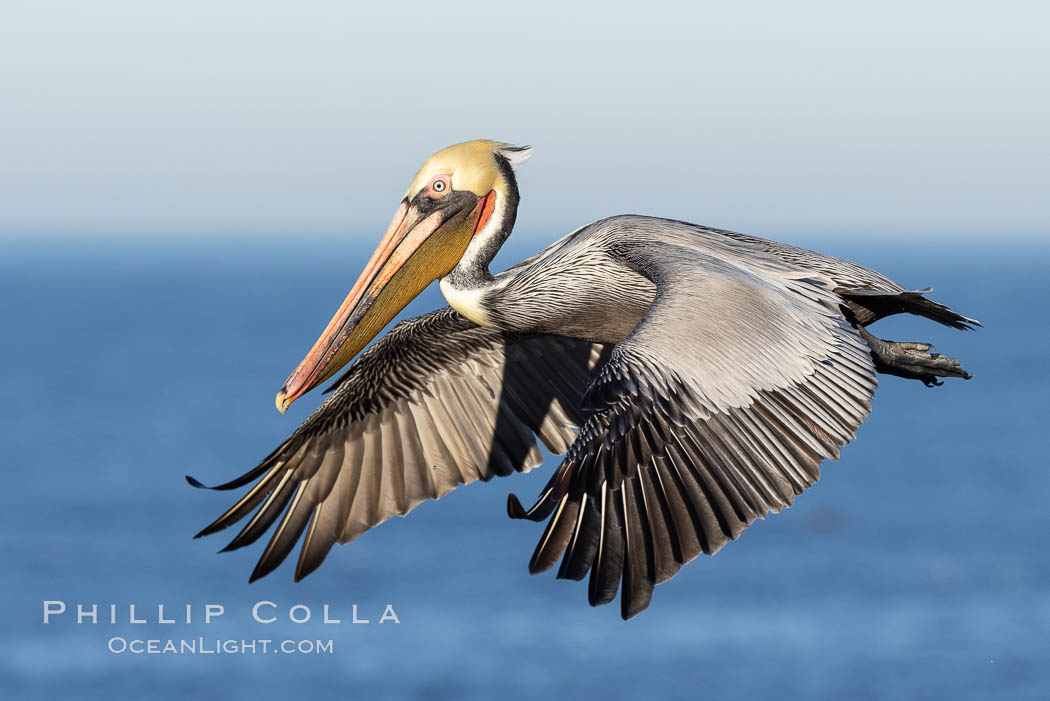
[276,139,531,412]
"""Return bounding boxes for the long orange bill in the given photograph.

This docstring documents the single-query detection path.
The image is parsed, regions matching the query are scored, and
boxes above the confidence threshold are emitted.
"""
[275,190,494,413]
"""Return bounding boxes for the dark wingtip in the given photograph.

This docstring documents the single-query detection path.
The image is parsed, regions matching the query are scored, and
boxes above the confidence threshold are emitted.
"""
[621,595,652,620]
[294,562,321,583]
[294,551,328,583]
[194,520,229,540]
[249,558,280,583]
[185,473,239,490]
[194,522,223,539]
[508,487,563,522]
[217,531,252,551]
[507,493,528,519]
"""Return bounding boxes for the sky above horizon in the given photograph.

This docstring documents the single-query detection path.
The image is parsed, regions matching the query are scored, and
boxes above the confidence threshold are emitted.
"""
[1,1,1047,242]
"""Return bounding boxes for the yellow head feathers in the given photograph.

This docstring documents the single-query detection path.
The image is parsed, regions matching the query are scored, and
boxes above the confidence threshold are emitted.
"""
[404,140,532,200]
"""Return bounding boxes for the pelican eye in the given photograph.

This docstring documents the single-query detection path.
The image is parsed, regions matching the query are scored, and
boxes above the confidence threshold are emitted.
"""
[432,179,447,193]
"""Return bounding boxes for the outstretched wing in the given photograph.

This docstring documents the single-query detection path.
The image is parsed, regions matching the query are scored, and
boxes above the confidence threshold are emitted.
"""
[192,307,605,582]
[509,241,878,619]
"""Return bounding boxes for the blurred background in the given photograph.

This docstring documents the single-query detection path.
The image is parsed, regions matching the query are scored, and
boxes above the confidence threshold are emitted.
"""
[2,1,1048,699]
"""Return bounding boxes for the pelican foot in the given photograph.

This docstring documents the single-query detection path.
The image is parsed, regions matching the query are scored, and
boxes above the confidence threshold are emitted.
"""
[858,327,972,386]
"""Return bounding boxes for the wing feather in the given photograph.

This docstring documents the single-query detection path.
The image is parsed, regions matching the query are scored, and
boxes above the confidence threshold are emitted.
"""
[509,237,878,618]
[191,307,604,580]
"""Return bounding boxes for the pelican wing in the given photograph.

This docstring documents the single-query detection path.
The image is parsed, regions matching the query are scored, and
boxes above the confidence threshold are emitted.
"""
[192,307,605,582]
[509,241,878,619]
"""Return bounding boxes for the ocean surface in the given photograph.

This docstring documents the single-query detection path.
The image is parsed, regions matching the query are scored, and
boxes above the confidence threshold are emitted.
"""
[2,234,1048,700]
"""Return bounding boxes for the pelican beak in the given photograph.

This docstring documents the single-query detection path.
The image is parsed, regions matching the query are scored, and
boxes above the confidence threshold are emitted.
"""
[275,190,494,413]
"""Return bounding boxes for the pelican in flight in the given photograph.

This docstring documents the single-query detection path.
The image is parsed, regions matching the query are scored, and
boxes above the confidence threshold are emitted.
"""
[191,140,977,619]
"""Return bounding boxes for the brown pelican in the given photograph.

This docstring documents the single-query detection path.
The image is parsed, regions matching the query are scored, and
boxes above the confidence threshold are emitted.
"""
[190,140,978,619]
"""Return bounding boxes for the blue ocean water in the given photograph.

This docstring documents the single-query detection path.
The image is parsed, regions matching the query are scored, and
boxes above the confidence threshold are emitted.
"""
[2,235,1048,700]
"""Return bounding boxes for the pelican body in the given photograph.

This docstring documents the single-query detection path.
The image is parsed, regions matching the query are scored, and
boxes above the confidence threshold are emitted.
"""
[191,140,977,619]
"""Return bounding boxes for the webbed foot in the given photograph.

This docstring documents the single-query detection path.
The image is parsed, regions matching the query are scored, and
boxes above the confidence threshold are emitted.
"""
[858,327,972,386]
